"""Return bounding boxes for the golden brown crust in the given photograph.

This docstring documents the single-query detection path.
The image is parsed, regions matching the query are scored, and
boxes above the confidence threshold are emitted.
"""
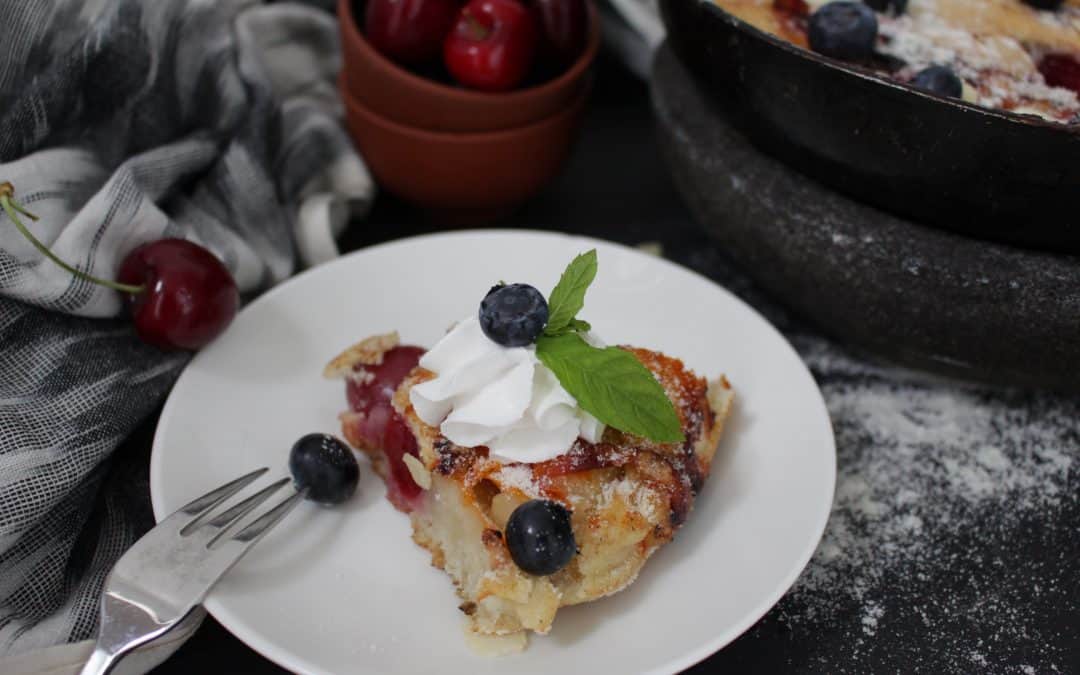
[714,0,809,46]
[323,332,399,378]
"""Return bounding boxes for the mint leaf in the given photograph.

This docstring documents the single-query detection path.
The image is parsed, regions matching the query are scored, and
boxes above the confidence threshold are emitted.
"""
[536,333,684,443]
[545,249,597,335]
[567,318,591,333]
[545,318,592,337]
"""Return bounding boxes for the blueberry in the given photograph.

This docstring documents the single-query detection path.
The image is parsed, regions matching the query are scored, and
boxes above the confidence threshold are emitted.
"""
[478,283,548,347]
[911,65,962,98]
[1022,0,1063,9]
[504,499,576,576]
[863,0,907,14]
[808,2,878,61]
[289,433,360,505]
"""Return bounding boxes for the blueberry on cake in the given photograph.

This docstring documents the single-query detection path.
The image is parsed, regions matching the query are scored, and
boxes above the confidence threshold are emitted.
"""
[324,251,734,651]
[715,0,1080,122]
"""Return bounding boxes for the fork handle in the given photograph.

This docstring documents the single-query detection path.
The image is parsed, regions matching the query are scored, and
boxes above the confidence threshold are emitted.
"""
[79,644,124,675]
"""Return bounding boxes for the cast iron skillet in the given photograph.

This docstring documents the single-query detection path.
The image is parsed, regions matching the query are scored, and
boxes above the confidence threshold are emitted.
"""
[658,0,1080,254]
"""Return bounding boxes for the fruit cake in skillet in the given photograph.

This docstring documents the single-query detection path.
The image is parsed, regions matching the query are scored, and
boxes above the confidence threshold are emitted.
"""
[714,0,1080,122]
[324,251,734,651]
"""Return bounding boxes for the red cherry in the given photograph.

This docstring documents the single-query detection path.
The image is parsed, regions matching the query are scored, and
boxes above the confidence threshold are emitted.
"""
[381,413,423,510]
[773,0,810,15]
[531,0,587,67]
[365,0,459,65]
[444,0,538,92]
[1038,53,1080,95]
[0,184,238,352]
[344,345,426,511]
[117,239,239,351]
[346,345,425,416]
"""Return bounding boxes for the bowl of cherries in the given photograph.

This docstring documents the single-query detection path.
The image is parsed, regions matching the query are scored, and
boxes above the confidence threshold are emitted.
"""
[337,0,599,220]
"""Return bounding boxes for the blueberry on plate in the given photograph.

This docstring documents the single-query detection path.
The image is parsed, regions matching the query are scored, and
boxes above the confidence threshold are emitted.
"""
[911,65,963,98]
[289,433,360,505]
[808,2,878,61]
[478,283,549,347]
[863,0,907,15]
[505,499,576,576]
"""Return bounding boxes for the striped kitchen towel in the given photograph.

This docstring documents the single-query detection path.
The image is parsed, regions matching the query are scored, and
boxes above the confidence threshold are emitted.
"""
[0,0,371,658]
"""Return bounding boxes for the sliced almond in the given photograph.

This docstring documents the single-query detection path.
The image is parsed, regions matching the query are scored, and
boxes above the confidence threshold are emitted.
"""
[707,375,735,419]
[490,492,526,531]
[462,624,527,656]
[403,453,432,490]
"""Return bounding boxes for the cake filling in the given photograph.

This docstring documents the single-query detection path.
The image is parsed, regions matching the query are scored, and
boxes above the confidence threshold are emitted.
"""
[341,345,426,511]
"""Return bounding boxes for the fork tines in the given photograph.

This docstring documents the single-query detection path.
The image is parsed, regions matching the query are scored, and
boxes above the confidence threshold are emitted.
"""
[177,468,306,546]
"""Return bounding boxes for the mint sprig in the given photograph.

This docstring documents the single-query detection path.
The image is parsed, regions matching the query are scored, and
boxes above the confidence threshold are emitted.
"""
[537,333,684,443]
[566,318,591,333]
[544,249,597,335]
[545,318,591,337]
[534,250,684,443]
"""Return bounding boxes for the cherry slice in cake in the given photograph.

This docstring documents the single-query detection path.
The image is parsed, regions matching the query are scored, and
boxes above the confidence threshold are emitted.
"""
[382,413,424,510]
[345,345,425,511]
[773,0,809,16]
[347,346,425,414]
[1039,53,1080,96]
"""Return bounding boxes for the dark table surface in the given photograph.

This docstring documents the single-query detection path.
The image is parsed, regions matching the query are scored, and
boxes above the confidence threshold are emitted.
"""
[137,51,1080,674]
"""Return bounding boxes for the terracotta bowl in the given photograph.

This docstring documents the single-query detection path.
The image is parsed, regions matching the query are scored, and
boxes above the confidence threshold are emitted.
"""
[337,0,599,132]
[341,81,589,219]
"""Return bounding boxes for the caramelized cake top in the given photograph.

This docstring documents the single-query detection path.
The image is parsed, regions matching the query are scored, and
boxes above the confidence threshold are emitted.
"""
[715,0,1080,122]
[396,347,732,528]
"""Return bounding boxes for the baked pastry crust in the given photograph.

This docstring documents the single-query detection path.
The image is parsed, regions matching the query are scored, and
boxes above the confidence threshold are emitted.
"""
[330,334,734,643]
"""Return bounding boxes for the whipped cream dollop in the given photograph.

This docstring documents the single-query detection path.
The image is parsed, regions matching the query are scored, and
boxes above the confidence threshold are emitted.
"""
[409,316,604,463]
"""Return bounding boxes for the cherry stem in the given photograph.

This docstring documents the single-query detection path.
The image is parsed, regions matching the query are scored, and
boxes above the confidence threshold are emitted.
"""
[0,182,145,296]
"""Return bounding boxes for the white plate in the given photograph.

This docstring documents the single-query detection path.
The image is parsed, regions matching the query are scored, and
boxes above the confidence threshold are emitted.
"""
[150,230,835,675]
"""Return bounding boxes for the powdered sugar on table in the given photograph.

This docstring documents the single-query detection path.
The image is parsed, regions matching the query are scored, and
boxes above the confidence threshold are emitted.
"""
[677,244,1079,672]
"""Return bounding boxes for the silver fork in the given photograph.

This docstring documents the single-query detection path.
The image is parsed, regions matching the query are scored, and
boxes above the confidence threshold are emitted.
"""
[79,468,308,675]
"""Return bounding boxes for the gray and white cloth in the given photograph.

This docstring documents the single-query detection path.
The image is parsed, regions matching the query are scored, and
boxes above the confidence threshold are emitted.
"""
[0,0,372,662]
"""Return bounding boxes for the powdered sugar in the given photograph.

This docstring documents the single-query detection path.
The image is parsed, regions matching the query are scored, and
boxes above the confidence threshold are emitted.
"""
[348,368,376,386]
[880,13,1015,76]
[494,464,540,496]
[600,477,659,522]
[871,0,1080,119]
[876,4,1080,117]
[764,333,1080,670]
[861,602,884,636]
